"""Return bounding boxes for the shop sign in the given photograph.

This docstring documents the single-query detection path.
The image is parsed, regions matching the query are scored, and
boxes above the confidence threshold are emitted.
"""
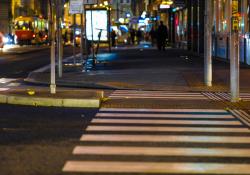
[69,0,83,14]
[232,0,239,32]
[232,0,238,16]
[83,0,98,4]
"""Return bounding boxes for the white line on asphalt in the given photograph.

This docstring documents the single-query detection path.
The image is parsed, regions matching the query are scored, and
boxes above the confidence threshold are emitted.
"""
[7,83,21,87]
[80,134,250,143]
[0,78,17,84]
[110,94,206,97]
[114,90,201,93]
[112,92,203,95]
[203,92,222,101]
[0,88,9,91]
[91,118,242,125]
[230,109,250,128]
[95,113,234,119]
[73,146,250,157]
[32,54,81,73]
[63,161,250,174]
[86,126,250,132]
[217,92,229,101]
[99,108,227,113]
[109,95,207,100]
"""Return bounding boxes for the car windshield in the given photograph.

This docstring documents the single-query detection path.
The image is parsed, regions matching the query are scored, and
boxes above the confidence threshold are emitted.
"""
[15,20,33,30]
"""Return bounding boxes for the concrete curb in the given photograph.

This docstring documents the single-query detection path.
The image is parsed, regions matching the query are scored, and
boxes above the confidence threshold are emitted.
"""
[0,94,101,108]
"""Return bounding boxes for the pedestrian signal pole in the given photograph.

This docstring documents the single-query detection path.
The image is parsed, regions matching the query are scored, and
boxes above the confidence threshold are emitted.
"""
[204,0,213,87]
[230,0,240,102]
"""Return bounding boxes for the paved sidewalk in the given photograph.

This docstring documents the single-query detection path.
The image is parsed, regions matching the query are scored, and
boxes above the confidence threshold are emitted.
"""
[1,45,249,108]
[26,46,250,92]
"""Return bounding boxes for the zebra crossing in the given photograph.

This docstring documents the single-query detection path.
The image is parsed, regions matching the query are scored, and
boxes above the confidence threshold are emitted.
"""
[202,92,250,102]
[63,108,250,174]
[109,90,250,102]
[109,90,208,100]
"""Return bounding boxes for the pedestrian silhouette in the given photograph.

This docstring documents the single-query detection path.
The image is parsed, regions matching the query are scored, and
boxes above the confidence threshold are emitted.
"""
[129,28,136,45]
[111,29,117,47]
[156,21,168,51]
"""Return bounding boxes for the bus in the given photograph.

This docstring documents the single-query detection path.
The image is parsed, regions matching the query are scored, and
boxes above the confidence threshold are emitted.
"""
[14,16,49,45]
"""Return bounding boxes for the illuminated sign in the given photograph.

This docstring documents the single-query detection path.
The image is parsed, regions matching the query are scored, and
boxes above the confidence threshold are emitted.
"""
[160,4,170,9]
[69,0,83,14]
[86,10,108,41]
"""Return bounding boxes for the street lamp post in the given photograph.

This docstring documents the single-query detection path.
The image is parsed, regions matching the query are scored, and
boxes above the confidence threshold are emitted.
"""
[49,0,56,94]
[204,0,212,87]
[57,0,63,78]
[229,0,240,102]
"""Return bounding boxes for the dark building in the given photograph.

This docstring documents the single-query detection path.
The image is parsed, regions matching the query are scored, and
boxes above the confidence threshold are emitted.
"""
[0,0,12,33]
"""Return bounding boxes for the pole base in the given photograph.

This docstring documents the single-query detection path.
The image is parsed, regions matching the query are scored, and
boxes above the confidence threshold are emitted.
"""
[230,98,240,103]
[50,84,56,94]
[205,81,212,87]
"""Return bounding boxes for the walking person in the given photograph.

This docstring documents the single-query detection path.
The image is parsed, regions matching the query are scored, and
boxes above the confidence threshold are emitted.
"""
[136,29,142,45]
[129,28,136,45]
[156,21,168,51]
[111,29,117,47]
[149,27,156,46]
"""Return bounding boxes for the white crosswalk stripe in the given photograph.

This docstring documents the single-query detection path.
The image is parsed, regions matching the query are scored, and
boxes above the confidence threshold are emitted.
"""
[0,78,20,88]
[109,90,208,100]
[203,92,250,102]
[108,90,250,101]
[63,108,250,174]
[0,78,17,84]
[239,93,250,101]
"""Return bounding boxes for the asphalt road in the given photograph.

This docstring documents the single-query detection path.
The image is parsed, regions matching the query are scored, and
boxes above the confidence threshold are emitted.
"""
[0,46,80,78]
[0,104,97,175]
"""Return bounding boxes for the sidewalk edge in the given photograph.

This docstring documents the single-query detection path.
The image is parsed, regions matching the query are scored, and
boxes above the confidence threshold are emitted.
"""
[0,94,100,108]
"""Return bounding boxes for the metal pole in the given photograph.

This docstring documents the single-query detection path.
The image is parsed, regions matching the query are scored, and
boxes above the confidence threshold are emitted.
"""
[57,0,63,78]
[84,5,88,60]
[73,14,76,65]
[204,0,212,87]
[50,0,56,94]
[116,0,119,21]
[230,0,240,102]
[80,12,84,64]
[90,5,95,62]
[108,7,111,52]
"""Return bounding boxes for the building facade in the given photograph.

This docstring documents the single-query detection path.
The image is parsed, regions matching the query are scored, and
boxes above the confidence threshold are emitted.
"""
[0,0,49,34]
[0,0,12,33]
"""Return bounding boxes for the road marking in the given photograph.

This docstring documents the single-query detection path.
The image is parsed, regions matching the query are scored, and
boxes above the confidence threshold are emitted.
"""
[81,134,250,143]
[86,126,250,132]
[100,108,227,113]
[73,146,250,157]
[63,161,250,174]
[230,109,250,128]
[109,90,208,100]
[202,92,223,101]
[0,88,9,91]
[63,108,250,174]
[7,83,21,87]
[203,92,250,102]
[91,118,242,125]
[96,112,234,119]
[0,78,17,84]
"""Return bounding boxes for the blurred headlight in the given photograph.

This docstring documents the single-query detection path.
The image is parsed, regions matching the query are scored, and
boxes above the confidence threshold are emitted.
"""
[3,37,9,43]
